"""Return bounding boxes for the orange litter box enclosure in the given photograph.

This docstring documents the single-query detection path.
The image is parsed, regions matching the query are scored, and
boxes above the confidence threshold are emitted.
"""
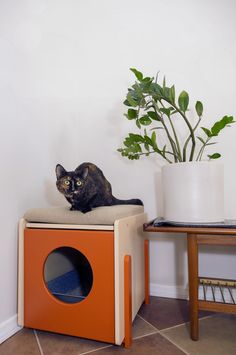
[18,205,149,347]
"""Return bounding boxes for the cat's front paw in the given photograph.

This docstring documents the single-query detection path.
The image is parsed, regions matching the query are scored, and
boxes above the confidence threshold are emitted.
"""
[80,207,92,213]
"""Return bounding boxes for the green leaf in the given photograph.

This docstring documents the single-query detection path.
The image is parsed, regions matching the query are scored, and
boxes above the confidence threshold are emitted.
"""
[201,127,212,137]
[150,126,164,131]
[123,134,137,147]
[130,68,143,81]
[142,77,152,83]
[134,143,142,153]
[125,109,138,120]
[178,91,189,112]
[123,139,131,148]
[149,83,163,96]
[197,136,205,144]
[162,145,167,157]
[144,135,153,146]
[144,142,150,151]
[151,131,157,149]
[129,133,145,143]
[122,134,143,155]
[205,142,217,146]
[123,99,132,107]
[139,115,152,126]
[210,115,235,136]
[147,111,161,121]
[170,85,175,104]
[136,119,141,129]
[159,108,171,117]
[126,92,138,107]
[162,87,171,101]
[131,83,143,98]
[207,153,221,159]
[163,76,166,88]
[195,101,203,117]
[139,78,153,93]
[128,154,140,160]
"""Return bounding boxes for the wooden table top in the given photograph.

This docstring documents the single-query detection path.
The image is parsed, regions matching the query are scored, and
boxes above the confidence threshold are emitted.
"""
[143,220,236,235]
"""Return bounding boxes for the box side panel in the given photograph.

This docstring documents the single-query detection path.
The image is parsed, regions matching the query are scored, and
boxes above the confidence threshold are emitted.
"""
[114,213,148,345]
[18,219,26,326]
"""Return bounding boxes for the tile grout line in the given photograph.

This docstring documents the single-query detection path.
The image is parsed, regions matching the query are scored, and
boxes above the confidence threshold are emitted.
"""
[136,314,159,331]
[78,344,113,355]
[78,328,160,353]
[137,314,189,355]
[159,331,190,355]
[133,330,159,340]
[33,330,45,355]
[199,315,215,322]
[32,313,213,355]
[138,312,215,333]
[160,314,217,355]
[159,314,214,332]
[160,322,190,332]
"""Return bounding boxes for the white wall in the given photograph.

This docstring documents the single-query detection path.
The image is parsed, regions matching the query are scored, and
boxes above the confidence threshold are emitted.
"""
[1,0,236,338]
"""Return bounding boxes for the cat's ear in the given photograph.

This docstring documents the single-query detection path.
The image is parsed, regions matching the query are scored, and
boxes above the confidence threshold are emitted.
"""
[75,165,89,179]
[81,167,89,180]
[56,164,67,179]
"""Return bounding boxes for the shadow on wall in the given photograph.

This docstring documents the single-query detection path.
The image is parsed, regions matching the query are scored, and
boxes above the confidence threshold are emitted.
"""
[149,233,187,293]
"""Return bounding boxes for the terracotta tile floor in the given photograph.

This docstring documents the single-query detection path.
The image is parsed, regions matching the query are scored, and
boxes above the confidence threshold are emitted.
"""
[1,296,236,355]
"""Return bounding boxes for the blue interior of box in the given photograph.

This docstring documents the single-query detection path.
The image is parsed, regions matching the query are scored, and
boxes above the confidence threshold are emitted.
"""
[46,270,85,304]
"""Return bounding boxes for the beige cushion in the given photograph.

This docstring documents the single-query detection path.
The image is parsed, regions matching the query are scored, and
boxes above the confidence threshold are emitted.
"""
[24,205,144,225]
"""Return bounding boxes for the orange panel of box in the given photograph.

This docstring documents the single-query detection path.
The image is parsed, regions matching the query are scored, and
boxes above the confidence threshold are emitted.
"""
[24,228,115,343]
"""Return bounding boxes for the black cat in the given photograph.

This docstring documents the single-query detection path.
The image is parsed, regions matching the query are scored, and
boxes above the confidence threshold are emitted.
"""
[56,162,143,213]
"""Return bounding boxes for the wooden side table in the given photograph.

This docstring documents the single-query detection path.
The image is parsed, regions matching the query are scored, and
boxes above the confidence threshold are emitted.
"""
[143,222,236,341]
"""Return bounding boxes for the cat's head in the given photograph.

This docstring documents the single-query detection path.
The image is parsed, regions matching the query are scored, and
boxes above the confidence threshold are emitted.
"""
[55,164,89,198]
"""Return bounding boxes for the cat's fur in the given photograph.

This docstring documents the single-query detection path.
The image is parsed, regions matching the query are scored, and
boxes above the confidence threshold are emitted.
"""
[56,162,143,213]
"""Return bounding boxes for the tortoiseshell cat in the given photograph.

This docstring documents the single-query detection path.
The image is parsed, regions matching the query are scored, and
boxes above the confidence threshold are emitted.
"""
[56,162,143,213]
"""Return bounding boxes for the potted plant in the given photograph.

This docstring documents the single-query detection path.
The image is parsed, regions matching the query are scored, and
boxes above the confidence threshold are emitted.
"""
[118,68,235,223]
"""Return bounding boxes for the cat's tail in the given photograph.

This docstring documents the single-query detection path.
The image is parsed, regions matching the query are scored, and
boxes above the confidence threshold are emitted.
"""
[112,197,143,206]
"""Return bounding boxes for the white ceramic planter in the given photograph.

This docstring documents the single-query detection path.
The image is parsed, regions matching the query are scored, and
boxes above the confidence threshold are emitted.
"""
[162,162,224,223]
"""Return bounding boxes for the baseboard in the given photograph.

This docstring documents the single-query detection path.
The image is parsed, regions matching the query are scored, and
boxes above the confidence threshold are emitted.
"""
[0,315,22,344]
[150,283,188,300]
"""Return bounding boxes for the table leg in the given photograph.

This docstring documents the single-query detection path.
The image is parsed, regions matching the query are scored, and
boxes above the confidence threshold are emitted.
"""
[187,233,199,341]
[144,239,150,305]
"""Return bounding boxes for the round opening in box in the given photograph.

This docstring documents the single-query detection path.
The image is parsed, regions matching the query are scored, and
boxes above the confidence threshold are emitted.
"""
[43,247,93,304]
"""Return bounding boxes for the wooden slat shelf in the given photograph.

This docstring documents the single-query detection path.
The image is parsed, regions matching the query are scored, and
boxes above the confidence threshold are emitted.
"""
[198,277,236,314]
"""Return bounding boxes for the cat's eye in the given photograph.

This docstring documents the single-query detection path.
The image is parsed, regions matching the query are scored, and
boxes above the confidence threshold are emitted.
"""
[64,180,70,185]
[77,181,82,186]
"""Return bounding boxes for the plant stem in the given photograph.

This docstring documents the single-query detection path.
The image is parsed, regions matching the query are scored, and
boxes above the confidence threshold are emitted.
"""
[168,118,182,161]
[152,101,179,162]
[196,137,210,161]
[183,116,202,160]
[137,150,173,163]
[164,99,196,161]
[160,100,183,161]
